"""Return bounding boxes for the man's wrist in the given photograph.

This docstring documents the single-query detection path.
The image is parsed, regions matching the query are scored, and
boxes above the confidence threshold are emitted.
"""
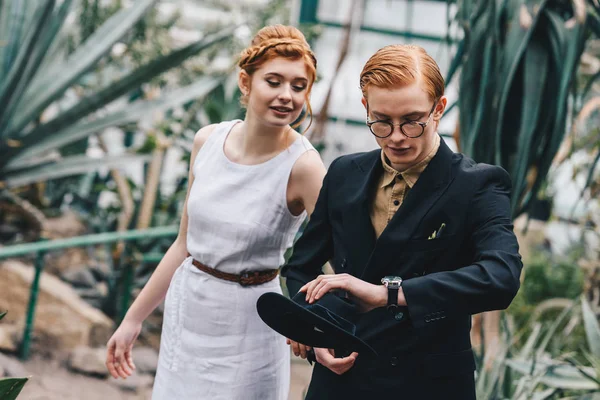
[377,285,388,308]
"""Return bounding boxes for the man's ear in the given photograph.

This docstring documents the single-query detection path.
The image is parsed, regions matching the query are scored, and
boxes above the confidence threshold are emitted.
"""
[361,97,367,109]
[434,96,447,120]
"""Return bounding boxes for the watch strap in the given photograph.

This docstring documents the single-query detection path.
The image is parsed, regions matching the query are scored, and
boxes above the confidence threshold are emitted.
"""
[387,286,399,310]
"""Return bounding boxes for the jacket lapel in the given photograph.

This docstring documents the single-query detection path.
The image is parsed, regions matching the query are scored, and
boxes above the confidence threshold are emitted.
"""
[342,150,381,276]
[360,138,456,283]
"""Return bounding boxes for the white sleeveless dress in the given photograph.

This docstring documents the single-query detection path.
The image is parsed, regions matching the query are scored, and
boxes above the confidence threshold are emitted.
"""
[152,120,316,400]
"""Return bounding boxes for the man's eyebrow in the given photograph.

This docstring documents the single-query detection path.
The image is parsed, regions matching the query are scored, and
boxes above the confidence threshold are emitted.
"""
[264,72,308,82]
[371,110,428,119]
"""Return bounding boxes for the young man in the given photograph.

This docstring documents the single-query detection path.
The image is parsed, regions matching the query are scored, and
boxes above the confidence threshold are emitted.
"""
[281,44,523,399]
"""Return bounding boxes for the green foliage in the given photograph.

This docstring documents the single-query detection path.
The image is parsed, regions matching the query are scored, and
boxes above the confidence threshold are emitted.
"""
[0,378,28,400]
[508,250,584,340]
[522,257,584,305]
[448,0,600,218]
[0,0,234,189]
[199,74,245,127]
[476,297,600,399]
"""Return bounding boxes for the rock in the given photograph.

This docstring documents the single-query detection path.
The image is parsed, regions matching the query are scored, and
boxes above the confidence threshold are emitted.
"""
[44,248,93,276]
[75,285,107,310]
[43,211,87,239]
[0,223,20,242]
[132,347,158,374]
[95,282,108,298]
[108,370,154,392]
[68,346,108,378]
[0,260,113,352]
[0,323,21,352]
[41,211,91,275]
[90,262,111,281]
[61,267,97,289]
[0,352,29,377]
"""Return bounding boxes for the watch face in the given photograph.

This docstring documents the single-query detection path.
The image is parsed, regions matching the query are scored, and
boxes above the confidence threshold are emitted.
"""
[381,276,403,284]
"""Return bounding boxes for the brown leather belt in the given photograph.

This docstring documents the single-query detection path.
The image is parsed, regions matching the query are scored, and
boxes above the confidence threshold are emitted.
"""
[187,253,279,286]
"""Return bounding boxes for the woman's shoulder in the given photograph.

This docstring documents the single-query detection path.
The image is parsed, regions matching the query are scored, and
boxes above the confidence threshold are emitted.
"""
[192,123,220,155]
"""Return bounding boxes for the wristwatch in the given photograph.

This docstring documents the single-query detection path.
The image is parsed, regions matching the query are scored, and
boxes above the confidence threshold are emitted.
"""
[381,276,403,311]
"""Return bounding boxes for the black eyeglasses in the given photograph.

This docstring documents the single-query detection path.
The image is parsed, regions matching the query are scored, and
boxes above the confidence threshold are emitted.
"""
[366,102,437,139]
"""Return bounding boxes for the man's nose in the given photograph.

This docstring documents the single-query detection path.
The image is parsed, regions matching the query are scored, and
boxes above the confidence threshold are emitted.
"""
[389,125,406,142]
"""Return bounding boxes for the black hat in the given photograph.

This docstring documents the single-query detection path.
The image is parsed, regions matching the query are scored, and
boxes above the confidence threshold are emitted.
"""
[256,291,377,356]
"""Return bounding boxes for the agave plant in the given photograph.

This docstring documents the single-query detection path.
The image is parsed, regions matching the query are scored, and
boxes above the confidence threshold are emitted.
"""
[0,0,236,190]
[446,0,600,218]
[505,297,600,398]
[477,297,600,399]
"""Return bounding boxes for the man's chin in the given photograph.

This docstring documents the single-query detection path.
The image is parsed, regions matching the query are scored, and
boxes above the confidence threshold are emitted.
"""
[386,153,412,164]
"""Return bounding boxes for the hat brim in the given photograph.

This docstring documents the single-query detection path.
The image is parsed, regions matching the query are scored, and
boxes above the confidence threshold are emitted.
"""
[257,292,377,356]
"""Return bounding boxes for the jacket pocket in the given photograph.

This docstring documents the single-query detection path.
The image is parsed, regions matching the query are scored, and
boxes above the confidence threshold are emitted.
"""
[405,234,456,252]
[423,348,476,378]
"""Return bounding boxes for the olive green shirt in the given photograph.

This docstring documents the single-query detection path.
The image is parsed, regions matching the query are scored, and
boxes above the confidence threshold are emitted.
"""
[370,134,441,238]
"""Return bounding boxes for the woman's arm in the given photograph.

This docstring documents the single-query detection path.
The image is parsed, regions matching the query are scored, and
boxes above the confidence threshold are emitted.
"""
[287,149,326,217]
[106,124,216,379]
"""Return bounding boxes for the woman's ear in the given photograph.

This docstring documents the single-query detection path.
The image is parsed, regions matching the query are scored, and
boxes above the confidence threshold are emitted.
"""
[238,70,250,96]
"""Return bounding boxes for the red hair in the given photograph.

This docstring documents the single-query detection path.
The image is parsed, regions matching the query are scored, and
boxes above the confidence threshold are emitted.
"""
[360,44,444,101]
[238,25,317,130]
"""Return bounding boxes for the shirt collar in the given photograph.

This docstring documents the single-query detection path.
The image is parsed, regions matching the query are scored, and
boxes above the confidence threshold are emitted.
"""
[380,134,441,189]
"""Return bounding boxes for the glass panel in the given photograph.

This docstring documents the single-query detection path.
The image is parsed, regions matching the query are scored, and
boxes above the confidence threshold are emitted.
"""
[317,0,353,23]
[409,1,450,36]
[363,0,410,31]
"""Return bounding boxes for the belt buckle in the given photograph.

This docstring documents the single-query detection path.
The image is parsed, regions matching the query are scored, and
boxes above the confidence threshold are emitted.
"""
[239,270,254,287]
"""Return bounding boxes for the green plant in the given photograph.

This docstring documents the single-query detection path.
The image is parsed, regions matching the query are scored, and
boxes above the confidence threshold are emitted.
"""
[523,256,585,304]
[477,297,600,399]
[0,311,27,400]
[0,0,235,190]
[447,0,600,218]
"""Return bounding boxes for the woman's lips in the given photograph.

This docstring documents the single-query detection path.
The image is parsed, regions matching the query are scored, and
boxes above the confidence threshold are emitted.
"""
[270,106,293,117]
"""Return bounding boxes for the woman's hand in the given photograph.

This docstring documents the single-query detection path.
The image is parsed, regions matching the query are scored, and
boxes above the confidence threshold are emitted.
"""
[314,348,358,375]
[105,319,142,379]
[287,338,312,359]
[300,273,389,312]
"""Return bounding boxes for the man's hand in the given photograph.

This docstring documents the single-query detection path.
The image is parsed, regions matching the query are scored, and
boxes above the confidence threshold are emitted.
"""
[287,338,312,359]
[300,273,395,312]
[314,348,358,375]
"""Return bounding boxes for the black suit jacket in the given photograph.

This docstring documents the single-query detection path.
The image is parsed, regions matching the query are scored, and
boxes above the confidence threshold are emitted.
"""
[281,138,522,399]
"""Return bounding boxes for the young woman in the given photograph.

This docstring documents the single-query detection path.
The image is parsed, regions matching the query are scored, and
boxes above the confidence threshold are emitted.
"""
[105,25,325,399]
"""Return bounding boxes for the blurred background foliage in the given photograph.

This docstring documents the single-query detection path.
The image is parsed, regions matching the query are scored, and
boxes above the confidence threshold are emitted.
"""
[447,0,600,220]
[0,0,599,398]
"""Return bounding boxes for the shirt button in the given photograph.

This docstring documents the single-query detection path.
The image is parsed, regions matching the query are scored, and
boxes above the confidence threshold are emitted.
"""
[394,312,404,321]
[390,356,399,366]
[393,200,400,206]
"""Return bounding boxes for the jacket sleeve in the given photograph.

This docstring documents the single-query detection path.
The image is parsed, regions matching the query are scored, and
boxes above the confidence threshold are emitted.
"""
[401,165,523,329]
[281,158,340,297]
